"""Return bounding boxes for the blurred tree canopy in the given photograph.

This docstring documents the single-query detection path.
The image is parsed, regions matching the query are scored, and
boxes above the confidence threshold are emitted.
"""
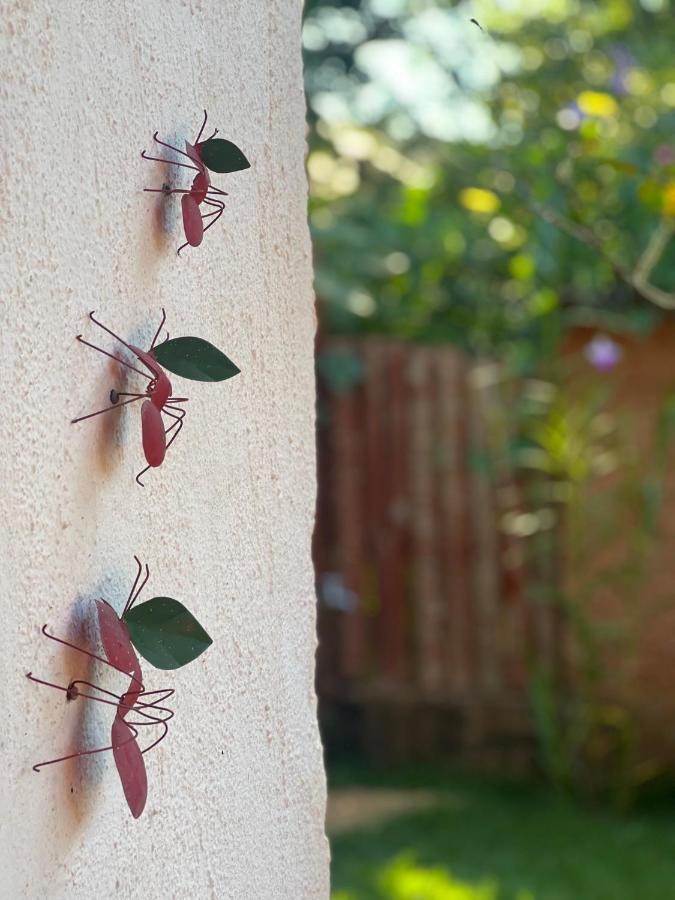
[304,0,675,368]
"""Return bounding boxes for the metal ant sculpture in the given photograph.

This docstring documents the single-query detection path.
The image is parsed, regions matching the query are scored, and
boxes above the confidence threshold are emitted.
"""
[72,309,185,485]
[27,561,170,818]
[27,557,212,818]
[72,309,239,486]
[141,109,250,254]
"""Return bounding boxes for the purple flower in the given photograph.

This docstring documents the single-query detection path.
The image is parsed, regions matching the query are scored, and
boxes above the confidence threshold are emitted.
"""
[654,144,675,167]
[609,45,635,97]
[584,334,623,372]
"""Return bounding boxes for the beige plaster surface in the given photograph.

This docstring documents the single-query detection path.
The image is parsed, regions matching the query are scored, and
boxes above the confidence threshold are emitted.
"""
[0,1,328,897]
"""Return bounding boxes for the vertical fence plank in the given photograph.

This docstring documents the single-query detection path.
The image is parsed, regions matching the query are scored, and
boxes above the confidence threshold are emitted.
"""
[333,378,368,680]
[409,348,446,692]
[437,349,473,696]
[381,343,410,681]
[468,364,502,697]
[316,338,551,763]
[363,343,409,681]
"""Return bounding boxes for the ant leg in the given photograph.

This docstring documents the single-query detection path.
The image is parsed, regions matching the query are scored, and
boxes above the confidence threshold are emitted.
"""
[149,308,167,352]
[200,196,225,215]
[139,719,169,755]
[135,464,151,487]
[143,187,227,198]
[68,682,173,726]
[110,690,174,755]
[127,692,175,728]
[140,151,198,173]
[151,133,200,163]
[25,674,140,771]
[85,312,166,382]
[156,413,183,454]
[176,200,224,255]
[134,414,183,486]
[113,715,170,755]
[30,675,173,738]
[135,688,175,708]
[164,404,186,417]
[71,393,143,425]
[27,672,173,772]
[60,682,175,732]
[76,335,151,382]
[201,199,225,237]
[29,724,139,772]
[26,672,82,700]
[162,403,186,420]
[163,410,185,448]
[87,311,149,362]
[36,624,144,693]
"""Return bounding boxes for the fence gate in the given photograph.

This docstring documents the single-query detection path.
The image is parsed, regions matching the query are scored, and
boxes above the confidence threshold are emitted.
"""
[315,338,562,767]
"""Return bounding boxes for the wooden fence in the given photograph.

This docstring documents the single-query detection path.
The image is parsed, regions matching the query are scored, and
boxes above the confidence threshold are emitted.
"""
[314,339,562,766]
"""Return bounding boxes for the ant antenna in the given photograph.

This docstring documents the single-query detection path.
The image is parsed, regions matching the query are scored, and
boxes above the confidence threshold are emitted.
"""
[149,309,167,351]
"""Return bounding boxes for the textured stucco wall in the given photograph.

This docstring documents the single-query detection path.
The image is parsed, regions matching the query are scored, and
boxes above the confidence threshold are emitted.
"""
[0,2,328,898]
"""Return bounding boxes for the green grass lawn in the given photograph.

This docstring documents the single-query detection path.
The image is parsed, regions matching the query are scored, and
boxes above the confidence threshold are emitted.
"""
[328,765,675,900]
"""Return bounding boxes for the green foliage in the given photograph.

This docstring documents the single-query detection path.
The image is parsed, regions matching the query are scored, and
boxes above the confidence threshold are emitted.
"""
[329,766,675,900]
[304,0,675,360]
[378,854,498,900]
[481,361,675,806]
[307,0,675,807]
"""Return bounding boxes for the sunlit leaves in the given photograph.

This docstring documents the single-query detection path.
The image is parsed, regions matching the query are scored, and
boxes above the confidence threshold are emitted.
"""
[577,91,619,118]
[459,188,500,215]
[378,854,498,900]
[509,254,535,281]
[304,0,675,354]
[662,184,675,218]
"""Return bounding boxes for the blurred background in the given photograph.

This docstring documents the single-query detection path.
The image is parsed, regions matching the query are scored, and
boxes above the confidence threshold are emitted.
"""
[304,0,675,897]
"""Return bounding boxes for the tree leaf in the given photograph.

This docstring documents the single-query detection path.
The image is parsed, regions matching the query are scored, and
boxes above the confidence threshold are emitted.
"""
[123,597,213,670]
[599,157,641,177]
[153,336,240,382]
[198,138,250,173]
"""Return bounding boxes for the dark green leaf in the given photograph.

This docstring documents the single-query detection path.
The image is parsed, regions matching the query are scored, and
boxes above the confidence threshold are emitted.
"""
[198,138,250,173]
[123,597,212,670]
[153,336,240,382]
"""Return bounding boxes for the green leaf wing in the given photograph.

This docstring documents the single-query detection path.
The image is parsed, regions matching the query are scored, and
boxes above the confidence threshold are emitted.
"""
[123,597,213,670]
[198,138,250,173]
[153,336,240,382]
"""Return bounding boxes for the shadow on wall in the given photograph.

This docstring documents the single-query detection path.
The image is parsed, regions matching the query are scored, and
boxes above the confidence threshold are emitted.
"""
[30,574,135,840]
